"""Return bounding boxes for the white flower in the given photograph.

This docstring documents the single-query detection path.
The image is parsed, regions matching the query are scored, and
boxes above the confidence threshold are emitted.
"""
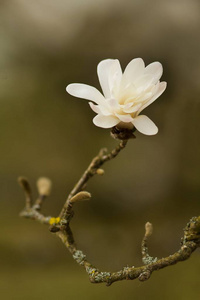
[66,58,167,135]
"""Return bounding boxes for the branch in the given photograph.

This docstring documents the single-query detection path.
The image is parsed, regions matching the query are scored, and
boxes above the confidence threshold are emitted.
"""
[19,140,200,286]
[59,139,128,220]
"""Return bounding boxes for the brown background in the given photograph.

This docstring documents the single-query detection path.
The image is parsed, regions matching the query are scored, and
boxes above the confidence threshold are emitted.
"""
[0,0,200,299]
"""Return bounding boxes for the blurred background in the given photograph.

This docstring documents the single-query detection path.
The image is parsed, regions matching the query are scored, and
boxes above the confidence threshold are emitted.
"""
[0,0,200,299]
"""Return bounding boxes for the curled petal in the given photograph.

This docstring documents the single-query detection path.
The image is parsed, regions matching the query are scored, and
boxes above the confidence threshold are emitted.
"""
[93,114,119,128]
[89,102,111,116]
[89,102,102,114]
[132,115,158,135]
[90,98,120,116]
[66,84,105,105]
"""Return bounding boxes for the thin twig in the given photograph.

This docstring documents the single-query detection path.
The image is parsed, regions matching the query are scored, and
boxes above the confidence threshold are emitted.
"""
[141,222,158,265]
[59,140,128,219]
[18,177,32,210]
[19,141,200,286]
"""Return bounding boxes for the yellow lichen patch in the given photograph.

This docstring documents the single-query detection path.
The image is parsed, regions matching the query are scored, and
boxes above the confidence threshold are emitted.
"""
[49,217,60,225]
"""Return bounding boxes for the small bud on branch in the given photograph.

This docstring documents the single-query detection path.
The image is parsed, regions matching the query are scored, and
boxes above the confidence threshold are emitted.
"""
[145,222,153,237]
[70,191,91,203]
[37,177,52,196]
[96,169,104,175]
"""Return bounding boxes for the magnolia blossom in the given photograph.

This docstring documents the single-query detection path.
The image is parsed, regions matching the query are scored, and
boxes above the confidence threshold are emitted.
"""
[66,58,167,135]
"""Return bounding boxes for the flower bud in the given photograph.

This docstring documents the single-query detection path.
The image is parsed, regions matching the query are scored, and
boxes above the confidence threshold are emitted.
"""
[145,222,153,237]
[96,169,105,175]
[70,191,91,203]
[37,177,52,196]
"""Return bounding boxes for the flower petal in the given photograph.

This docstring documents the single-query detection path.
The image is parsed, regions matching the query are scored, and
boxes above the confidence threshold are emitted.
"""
[89,102,102,114]
[97,59,122,99]
[106,98,119,109]
[93,114,119,128]
[115,113,134,123]
[123,103,142,113]
[138,81,167,114]
[145,62,163,83]
[134,74,155,90]
[109,60,123,97]
[132,115,158,135]
[97,59,113,98]
[122,58,145,84]
[66,84,105,105]
[134,92,153,103]
[89,102,111,116]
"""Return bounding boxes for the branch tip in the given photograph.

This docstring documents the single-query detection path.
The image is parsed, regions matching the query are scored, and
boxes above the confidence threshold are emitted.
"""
[37,177,52,196]
[18,176,32,209]
[18,177,31,194]
[145,222,153,237]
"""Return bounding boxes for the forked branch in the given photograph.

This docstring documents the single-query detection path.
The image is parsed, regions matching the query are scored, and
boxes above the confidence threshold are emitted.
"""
[19,139,200,286]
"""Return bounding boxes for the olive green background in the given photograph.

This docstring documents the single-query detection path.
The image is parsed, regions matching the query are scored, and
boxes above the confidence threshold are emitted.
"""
[0,0,200,299]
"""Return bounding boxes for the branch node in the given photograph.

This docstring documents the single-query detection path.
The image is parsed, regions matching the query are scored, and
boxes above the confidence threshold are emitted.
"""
[110,126,136,140]
[183,216,200,243]
[98,148,107,157]
[138,269,152,282]
[49,225,61,233]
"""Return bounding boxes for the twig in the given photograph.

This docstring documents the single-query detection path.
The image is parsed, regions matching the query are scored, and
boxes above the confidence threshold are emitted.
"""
[59,139,128,220]
[19,140,200,286]
[18,177,32,210]
[141,222,158,265]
